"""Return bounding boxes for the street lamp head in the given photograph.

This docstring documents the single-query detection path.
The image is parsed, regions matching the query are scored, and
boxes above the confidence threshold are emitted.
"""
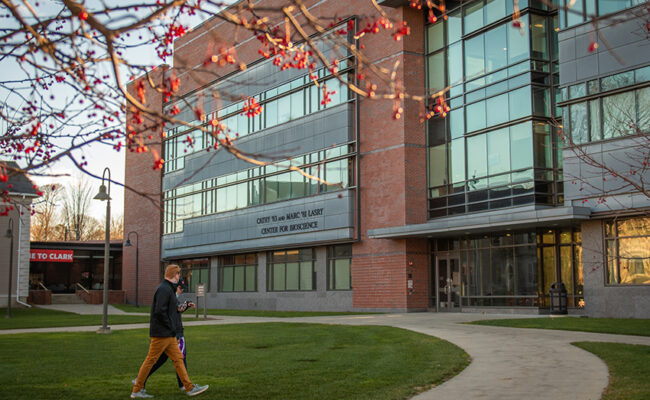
[94,183,111,201]
[125,238,132,247]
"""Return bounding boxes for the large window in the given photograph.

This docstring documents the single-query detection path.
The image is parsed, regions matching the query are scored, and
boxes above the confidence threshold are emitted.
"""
[564,66,650,144]
[163,62,352,173]
[163,144,354,234]
[426,3,561,219]
[559,0,641,29]
[606,217,650,285]
[175,258,210,293]
[268,248,315,291]
[327,245,352,290]
[219,254,257,292]
[428,121,558,217]
[438,228,582,308]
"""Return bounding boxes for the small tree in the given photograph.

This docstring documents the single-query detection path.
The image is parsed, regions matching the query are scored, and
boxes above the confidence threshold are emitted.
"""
[30,184,62,241]
[110,213,124,240]
[61,177,95,240]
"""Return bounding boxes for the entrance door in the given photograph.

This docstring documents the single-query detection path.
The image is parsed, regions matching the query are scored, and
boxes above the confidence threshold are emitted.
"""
[436,256,461,311]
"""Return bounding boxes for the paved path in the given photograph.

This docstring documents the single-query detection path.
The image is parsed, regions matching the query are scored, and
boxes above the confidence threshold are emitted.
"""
[34,304,150,315]
[3,308,650,399]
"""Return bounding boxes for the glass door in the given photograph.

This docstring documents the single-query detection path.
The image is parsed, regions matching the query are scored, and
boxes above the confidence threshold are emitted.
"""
[436,255,461,311]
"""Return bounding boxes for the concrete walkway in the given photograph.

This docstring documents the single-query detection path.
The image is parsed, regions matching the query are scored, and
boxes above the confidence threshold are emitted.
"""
[3,307,650,400]
[34,303,150,315]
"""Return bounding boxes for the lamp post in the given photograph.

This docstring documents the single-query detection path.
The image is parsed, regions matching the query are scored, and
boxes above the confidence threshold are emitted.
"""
[5,218,14,319]
[125,231,139,308]
[94,167,111,334]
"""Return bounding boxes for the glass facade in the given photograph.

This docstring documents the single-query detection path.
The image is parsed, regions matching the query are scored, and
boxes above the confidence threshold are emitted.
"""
[606,217,650,285]
[219,253,257,292]
[163,144,354,234]
[558,0,648,29]
[267,248,316,291]
[163,63,351,174]
[173,258,210,292]
[563,66,650,144]
[426,1,562,218]
[327,244,352,290]
[434,228,583,308]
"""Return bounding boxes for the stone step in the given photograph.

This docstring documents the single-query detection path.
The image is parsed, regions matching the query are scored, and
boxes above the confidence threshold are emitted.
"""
[51,293,87,305]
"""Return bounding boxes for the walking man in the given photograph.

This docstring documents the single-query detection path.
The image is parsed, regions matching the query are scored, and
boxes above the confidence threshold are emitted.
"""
[131,265,208,398]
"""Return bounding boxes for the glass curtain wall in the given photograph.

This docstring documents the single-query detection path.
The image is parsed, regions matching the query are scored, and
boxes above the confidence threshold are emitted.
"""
[426,1,562,218]
[163,144,354,234]
[563,66,650,144]
[434,228,582,308]
[558,0,644,29]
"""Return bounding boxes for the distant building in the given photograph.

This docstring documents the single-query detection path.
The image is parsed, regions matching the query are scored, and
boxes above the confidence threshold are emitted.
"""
[0,161,38,308]
[124,0,649,317]
[28,240,124,304]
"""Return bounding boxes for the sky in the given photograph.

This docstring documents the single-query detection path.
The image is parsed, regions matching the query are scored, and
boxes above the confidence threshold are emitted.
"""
[1,1,210,220]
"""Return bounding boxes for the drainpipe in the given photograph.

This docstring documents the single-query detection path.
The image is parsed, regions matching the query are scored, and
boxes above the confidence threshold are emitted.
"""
[15,202,31,308]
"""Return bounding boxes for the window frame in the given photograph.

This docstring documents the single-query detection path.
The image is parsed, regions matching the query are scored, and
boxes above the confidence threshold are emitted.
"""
[604,217,650,286]
[218,254,258,293]
[267,248,316,292]
[327,244,353,291]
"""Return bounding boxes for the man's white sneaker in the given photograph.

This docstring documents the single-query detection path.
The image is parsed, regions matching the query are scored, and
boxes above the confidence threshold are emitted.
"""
[130,389,153,398]
[186,384,209,397]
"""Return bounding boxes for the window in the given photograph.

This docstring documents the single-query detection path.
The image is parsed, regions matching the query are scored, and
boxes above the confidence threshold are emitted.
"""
[426,8,559,219]
[564,65,650,145]
[569,102,588,144]
[163,144,353,234]
[606,217,650,285]
[178,258,210,292]
[328,245,352,290]
[219,254,257,292]
[268,248,315,291]
[464,1,484,35]
[428,52,446,92]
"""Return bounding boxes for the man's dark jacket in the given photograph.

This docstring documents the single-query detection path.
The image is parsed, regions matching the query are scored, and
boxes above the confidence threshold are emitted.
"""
[149,279,179,337]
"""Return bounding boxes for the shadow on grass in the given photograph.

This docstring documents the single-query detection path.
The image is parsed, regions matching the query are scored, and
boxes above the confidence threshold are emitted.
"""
[1,323,470,400]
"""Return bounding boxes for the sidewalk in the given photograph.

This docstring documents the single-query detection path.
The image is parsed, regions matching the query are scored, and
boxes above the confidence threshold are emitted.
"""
[34,304,150,316]
[3,306,650,400]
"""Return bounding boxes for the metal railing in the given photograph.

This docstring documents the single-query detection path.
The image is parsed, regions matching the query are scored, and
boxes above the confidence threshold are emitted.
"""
[75,282,90,294]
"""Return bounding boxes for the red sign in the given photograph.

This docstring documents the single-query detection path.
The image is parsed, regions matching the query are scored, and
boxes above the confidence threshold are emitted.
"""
[30,249,74,263]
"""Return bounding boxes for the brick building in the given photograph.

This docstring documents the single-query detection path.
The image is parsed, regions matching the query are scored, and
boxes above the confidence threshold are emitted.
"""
[124,0,650,317]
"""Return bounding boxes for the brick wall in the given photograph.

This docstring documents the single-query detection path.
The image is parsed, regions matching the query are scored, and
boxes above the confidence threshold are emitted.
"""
[352,5,429,310]
[123,66,167,306]
[124,0,431,311]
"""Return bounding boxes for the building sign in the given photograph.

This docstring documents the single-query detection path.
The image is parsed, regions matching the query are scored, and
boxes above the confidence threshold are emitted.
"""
[30,249,74,263]
[256,207,323,235]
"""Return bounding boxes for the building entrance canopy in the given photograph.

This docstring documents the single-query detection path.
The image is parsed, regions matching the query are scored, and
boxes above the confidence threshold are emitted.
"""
[368,205,591,239]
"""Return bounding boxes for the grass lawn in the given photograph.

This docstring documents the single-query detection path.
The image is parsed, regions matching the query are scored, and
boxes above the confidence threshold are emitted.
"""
[114,303,378,318]
[1,323,469,400]
[0,307,151,330]
[468,317,650,337]
[574,342,650,400]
